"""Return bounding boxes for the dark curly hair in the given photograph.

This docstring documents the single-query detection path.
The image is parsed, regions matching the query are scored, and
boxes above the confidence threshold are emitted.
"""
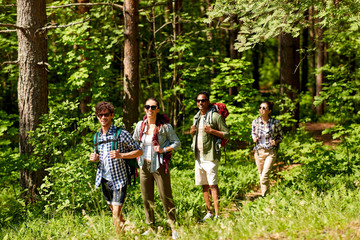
[95,101,114,115]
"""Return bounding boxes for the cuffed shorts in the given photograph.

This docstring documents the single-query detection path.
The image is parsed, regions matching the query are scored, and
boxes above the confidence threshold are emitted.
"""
[101,178,127,206]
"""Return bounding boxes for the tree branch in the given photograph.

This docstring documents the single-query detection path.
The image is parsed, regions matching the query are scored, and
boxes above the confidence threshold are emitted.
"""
[36,19,91,32]
[3,61,18,65]
[0,23,25,31]
[0,29,17,33]
[47,2,123,10]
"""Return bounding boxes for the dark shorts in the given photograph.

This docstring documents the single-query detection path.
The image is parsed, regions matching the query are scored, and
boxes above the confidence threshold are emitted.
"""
[101,178,127,206]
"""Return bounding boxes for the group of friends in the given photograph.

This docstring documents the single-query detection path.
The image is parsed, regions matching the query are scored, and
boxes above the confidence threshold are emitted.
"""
[89,91,282,238]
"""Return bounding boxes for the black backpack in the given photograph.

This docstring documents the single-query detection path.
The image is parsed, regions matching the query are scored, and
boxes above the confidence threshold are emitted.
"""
[93,127,138,185]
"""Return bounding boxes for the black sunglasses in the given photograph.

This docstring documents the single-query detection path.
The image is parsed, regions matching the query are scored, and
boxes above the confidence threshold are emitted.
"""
[196,99,208,103]
[97,113,111,118]
[145,105,157,110]
[259,107,267,110]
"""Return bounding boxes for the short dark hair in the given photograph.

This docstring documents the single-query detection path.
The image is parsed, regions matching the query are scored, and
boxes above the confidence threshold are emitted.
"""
[197,91,210,100]
[95,101,114,115]
[261,101,274,111]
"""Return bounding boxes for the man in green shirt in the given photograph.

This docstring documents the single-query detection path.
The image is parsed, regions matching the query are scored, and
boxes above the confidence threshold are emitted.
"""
[190,91,229,220]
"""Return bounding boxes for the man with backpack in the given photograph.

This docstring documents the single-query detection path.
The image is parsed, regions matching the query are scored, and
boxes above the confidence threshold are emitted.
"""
[90,101,142,234]
[190,91,229,221]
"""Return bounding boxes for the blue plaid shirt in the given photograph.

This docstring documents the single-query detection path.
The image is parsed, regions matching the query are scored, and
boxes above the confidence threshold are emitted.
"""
[94,125,141,190]
[252,117,283,151]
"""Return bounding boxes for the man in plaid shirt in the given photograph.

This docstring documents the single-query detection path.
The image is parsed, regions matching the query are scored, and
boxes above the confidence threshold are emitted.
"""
[90,101,142,234]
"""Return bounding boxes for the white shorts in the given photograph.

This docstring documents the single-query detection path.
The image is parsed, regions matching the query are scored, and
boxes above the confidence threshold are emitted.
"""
[195,158,219,186]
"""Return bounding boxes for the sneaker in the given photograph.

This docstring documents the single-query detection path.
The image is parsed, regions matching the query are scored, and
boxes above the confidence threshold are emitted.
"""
[202,212,214,221]
[172,230,179,239]
[214,215,221,220]
[142,230,151,236]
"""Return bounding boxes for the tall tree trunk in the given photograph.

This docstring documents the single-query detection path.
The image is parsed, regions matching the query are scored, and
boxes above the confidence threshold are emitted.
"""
[252,44,260,90]
[301,10,309,92]
[309,7,317,106]
[123,0,139,131]
[228,14,239,96]
[280,33,300,128]
[315,26,325,115]
[77,0,91,114]
[171,0,183,130]
[17,0,48,203]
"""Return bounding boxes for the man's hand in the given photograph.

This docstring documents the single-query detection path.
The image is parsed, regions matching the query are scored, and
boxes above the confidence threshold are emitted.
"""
[190,125,197,135]
[110,149,122,159]
[204,125,212,134]
[90,153,99,162]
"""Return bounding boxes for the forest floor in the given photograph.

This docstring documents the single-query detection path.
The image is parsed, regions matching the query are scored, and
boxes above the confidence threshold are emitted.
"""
[233,122,360,239]
[245,122,338,200]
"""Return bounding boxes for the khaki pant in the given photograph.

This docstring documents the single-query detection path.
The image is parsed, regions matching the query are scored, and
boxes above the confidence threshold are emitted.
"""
[254,148,276,197]
[140,161,176,225]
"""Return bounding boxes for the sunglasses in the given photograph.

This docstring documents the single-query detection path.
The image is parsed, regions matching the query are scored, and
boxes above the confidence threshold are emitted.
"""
[259,107,267,110]
[145,105,158,110]
[196,99,208,103]
[97,113,111,118]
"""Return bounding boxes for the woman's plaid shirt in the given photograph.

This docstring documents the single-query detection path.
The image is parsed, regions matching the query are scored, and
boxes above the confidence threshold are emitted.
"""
[95,125,141,190]
[252,117,283,151]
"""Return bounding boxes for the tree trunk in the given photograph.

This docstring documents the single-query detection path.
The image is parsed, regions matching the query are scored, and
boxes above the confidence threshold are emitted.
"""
[315,26,325,115]
[309,7,317,106]
[228,14,239,96]
[252,44,260,90]
[17,0,48,203]
[123,0,139,131]
[77,0,91,114]
[301,10,309,92]
[280,32,300,128]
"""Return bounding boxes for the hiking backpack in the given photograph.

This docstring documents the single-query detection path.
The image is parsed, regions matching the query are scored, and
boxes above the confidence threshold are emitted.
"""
[93,127,138,185]
[209,103,229,148]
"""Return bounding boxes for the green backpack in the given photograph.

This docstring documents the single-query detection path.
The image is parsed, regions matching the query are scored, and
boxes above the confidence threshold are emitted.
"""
[93,127,138,185]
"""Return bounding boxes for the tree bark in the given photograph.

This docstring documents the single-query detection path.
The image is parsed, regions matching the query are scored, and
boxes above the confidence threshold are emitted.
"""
[301,11,309,92]
[123,0,139,131]
[315,26,325,115]
[229,14,239,96]
[252,45,260,90]
[280,32,300,128]
[17,0,48,203]
[77,0,91,114]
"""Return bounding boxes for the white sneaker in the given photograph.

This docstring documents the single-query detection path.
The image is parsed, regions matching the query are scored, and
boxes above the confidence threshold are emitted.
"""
[172,230,179,239]
[202,212,214,221]
[142,230,151,235]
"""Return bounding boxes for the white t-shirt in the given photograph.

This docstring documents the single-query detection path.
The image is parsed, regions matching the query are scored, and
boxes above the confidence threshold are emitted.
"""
[142,134,153,160]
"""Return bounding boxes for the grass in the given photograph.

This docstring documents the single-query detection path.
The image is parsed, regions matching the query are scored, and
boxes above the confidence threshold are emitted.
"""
[2,185,360,239]
[1,148,360,239]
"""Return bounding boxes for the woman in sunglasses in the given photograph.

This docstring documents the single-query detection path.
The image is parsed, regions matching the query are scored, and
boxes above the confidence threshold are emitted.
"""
[252,101,282,197]
[133,98,180,239]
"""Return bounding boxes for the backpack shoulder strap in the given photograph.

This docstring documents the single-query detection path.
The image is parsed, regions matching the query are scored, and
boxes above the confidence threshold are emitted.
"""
[93,131,100,154]
[112,127,122,150]
[193,111,201,126]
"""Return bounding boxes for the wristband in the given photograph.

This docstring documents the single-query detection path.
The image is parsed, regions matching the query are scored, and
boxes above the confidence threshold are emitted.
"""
[164,147,167,153]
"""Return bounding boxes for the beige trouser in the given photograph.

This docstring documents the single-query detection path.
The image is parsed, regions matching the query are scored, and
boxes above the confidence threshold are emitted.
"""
[140,160,176,225]
[254,148,276,197]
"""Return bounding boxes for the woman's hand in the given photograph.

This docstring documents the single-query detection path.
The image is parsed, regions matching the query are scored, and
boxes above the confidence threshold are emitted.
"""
[270,139,276,146]
[154,145,165,153]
